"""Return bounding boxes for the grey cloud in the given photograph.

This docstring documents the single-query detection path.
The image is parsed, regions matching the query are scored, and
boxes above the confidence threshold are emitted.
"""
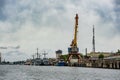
[4,50,28,61]
[115,0,120,4]
[5,50,25,56]
[0,0,5,7]
[95,9,113,22]
[114,0,120,33]
[0,0,120,61]
[88,1,114,23]
[0,0,71,35]
[0,0,7,20]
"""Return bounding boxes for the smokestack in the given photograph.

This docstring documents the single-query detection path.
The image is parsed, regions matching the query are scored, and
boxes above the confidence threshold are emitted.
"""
[85,48,87,56]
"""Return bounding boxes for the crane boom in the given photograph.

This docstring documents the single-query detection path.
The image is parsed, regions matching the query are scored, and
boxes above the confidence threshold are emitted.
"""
[71,14,79,47]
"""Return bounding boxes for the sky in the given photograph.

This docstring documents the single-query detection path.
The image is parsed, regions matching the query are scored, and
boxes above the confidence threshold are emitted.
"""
[0,0,120,62]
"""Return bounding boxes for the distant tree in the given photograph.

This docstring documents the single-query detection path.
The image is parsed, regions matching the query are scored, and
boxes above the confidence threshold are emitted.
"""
[98,54,104,59]
[71,53,84,58]
[60,54,68,61]
[80,53,84,58]
[60,53,83,61]
[117,49,120,54]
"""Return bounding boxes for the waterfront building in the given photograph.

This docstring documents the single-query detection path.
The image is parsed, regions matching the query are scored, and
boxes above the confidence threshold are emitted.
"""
[103,54,120,69]
[87,52,113,58]
[56,50,62,60]
[86,52,113,67]
[84,52,120,69]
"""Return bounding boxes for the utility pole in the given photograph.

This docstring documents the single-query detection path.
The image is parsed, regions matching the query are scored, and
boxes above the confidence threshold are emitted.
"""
[92,25,95,53]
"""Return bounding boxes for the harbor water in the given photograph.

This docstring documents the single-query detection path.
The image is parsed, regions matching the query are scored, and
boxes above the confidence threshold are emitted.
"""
[0,65,120,80]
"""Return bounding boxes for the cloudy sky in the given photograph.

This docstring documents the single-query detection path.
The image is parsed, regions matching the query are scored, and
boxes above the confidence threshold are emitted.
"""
[0,0,120,61]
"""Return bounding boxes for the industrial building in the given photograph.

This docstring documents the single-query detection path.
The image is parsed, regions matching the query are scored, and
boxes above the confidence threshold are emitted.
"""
[56,50,62,60]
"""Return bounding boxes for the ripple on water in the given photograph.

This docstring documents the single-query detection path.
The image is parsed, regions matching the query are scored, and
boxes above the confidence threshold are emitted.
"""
[0,65,120,80]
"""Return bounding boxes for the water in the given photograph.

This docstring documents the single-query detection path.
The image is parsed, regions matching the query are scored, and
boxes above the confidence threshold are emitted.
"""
[0,65,120,80]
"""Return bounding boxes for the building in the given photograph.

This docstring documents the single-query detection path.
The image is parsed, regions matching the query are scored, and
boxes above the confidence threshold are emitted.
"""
[56,50,62,60]
[103,53,120,69]
[87,52,113,58]
[84,52,120,69]
[85,52,113,67]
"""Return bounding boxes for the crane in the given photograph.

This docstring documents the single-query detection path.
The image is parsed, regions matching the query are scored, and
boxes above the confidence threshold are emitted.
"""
[69,14,79,53]
[70,14,78,47]
[67,14,82,65]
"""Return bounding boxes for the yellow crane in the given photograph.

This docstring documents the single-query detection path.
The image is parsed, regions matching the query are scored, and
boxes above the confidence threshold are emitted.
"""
[67,14,82,65]
[70,14,78,47]
[69,14,79,53]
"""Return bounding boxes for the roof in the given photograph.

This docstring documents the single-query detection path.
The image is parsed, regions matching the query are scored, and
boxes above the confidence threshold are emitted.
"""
[56,50,62,54]
[87,52,112,57]
[104,55,120,60]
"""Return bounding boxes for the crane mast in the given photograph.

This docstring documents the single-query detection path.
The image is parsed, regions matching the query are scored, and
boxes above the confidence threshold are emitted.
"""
[71,14,78,47]
[69,14,79,53]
